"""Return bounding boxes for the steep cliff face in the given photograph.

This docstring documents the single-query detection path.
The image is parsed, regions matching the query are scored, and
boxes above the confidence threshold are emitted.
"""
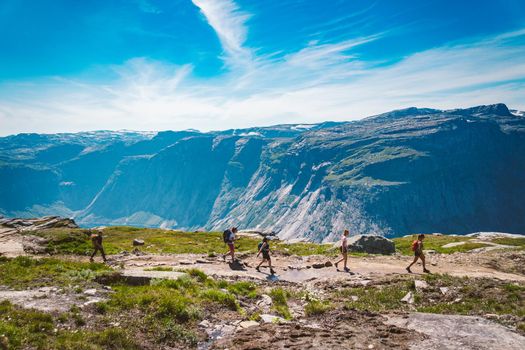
[1,104,524,240]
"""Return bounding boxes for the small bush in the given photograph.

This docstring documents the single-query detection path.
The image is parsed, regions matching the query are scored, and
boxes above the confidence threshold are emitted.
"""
[201,289,239,310]
[186,269,208,282]
[227,281,258,298]
[305,299,333,316]
[270,288,292,320]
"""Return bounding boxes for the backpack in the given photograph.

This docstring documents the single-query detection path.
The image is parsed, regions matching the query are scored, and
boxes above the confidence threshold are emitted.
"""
[223,230,231,243]
[258,241,269,252]
[411,240,419,252]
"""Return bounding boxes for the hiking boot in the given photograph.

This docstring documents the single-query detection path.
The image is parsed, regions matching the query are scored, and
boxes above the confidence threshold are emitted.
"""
[270,269,276,275]
[423,269,431,273]
[256,267,260,272]
[344,267,350,273]
[90,258,94,263]
[406,267,412,273]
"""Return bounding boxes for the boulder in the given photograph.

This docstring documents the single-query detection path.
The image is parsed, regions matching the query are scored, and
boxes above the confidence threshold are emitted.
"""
[132,239,145,246]
[0,216,78,231]
[347,235,396,255]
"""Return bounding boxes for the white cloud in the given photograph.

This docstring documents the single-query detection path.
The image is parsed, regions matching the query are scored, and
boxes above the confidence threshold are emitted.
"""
[191,0,253,69]
[1,4,525,136]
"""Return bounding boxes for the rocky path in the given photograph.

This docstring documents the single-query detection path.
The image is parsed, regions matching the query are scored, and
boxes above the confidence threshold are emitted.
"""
[98,251,525,284]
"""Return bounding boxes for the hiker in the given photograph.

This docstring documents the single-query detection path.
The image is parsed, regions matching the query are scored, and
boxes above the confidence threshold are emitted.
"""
[90,230,107,263]
[334,229,350,272]
[222,227,238,263]
[406,234,430,273]
[256,237,276,275]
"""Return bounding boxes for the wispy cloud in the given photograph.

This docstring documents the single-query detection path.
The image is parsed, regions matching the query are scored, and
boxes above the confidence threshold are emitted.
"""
[191,0,253,69]
[1,1,525,136]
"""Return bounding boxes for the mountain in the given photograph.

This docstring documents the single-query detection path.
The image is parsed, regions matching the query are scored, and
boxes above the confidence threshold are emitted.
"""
[1,104,524,241]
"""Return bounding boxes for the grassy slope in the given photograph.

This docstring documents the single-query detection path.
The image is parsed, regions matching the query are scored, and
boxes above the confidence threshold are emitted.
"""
[392,235,491,255]
[31,227,525,258]
[30,226,338,257]
[3,226,524,348]
[0,257,265,349]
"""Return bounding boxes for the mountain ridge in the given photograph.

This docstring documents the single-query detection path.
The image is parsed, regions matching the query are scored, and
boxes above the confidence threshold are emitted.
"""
[1,103,524,241]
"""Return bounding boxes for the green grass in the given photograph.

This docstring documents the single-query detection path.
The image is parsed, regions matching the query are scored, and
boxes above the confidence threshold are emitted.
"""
[145,266,173,271]
[392,235,490,255]
[0,260,249,349]
[336,274,525,321]
[340,280,413,312]
[273,241,337,256]
[269,288,292,320]
[491,237,525,247]
[0,300,141,350]
[304,299,333,316]
[226,281,258,299]
[29,226,339,257]
[0,256,111,289]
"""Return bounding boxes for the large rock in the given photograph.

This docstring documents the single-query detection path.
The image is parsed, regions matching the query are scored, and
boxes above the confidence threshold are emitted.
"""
[347,235,395,255]
[0,216,78,231]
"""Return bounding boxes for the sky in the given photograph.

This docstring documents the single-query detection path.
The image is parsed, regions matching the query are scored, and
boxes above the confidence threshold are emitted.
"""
[1,0,525,135]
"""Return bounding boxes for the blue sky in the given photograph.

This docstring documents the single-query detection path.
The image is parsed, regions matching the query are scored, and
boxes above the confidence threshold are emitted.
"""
[1,0,525,135]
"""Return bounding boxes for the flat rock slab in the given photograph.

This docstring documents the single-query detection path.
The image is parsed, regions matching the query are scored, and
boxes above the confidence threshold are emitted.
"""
[120,269,185,284]
[0,290,103,313]
[386,312,525,350]
[0,239,25,257]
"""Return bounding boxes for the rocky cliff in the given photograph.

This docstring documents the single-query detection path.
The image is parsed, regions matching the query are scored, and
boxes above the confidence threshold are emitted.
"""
[1,104,524,241]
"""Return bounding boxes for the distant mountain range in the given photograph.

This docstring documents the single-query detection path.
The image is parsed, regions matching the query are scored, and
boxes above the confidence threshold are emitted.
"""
[1,103,524,241]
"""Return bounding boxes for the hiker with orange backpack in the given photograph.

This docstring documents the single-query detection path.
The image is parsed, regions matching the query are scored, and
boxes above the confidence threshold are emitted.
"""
[406,234,430,273]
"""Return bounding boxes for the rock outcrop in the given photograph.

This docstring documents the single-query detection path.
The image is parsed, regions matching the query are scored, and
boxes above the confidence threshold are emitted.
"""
[347,235,396,255]
[0,216,78,231]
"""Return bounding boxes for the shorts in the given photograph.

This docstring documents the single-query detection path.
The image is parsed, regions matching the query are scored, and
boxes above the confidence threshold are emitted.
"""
[414,251,423,257]
[262,252,271,260]
[227,242,235,250]
[340,246,348,254]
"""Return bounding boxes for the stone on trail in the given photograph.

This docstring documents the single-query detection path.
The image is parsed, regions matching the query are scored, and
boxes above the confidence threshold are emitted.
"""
[238,320,259,329]
[132,239,145,246]
[256,294,273,311]
[440,287,449,295]
[199,320,212,328]
[414,280,429,290]
[401,292,415,304]
[260,314,287,324]
[312,263,326,269]
[83,289,97,296]
[347,235,395,255]
[324,261,333,267]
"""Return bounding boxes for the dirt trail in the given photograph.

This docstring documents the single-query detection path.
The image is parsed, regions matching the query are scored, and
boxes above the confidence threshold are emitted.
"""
[96,251,525,283]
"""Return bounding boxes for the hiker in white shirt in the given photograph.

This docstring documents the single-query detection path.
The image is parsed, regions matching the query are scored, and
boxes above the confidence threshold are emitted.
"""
[334,229,350,272]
